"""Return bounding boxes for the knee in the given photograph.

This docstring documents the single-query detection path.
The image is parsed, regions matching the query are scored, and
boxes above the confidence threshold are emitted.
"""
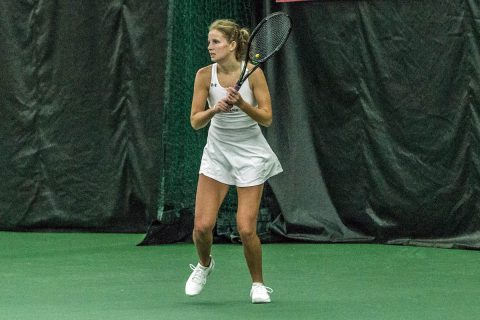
[237,224,257,242]
[193,222,214,239]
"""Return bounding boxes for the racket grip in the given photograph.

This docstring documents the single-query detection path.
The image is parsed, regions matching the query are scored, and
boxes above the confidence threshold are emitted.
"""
[234,84,241,91]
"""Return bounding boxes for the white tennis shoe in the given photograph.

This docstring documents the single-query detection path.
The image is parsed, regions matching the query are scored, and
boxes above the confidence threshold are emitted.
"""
[250,283,273,304]
[185,256,215,296]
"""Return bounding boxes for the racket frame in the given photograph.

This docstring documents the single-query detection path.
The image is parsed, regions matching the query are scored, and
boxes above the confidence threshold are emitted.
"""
[235,12,292,90]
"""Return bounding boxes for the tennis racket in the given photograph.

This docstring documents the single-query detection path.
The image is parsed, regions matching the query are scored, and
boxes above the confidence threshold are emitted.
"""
[234,12,292,91]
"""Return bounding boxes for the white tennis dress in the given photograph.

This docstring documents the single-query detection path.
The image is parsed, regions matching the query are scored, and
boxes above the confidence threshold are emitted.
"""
[199,63,283,187]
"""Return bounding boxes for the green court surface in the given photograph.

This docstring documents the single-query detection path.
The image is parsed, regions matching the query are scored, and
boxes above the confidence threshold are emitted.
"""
[1,232,479,320]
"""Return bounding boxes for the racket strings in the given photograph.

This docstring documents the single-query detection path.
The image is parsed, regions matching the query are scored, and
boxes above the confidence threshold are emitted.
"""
[249,14,291,63]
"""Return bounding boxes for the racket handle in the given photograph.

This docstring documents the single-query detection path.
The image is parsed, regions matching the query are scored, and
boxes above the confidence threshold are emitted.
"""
[234,84,241,91]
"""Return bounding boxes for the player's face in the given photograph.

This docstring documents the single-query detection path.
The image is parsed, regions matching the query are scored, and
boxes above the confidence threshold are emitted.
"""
[208,29,234,62]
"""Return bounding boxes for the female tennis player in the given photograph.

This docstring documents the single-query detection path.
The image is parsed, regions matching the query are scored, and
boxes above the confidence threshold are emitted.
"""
[185,18,283,304]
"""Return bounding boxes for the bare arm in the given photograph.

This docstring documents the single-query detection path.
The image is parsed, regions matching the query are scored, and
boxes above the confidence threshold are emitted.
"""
[190,66,232,130]
[190,67,215,130]
[224,67,272,127]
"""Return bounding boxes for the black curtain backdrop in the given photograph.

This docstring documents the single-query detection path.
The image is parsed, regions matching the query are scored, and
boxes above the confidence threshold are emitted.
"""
[262,0,480,249]
[0,0,167,231]
[1,1,479,249]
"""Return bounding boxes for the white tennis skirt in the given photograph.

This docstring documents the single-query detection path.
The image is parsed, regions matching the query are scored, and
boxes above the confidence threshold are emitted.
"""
[199,124,283,187]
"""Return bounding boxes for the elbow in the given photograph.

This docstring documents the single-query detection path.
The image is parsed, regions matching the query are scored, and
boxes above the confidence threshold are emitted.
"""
[190,118,200,130]
[190,117,204,130]
[262,115,273,127]
[260,120,272,127]
[262,109,273,127]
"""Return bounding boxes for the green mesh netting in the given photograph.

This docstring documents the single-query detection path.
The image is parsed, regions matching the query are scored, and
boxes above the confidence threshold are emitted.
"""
[158,0,255,240]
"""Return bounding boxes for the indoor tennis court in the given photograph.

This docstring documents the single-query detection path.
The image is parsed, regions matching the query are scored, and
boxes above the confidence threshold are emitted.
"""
[2,232,479,320]
[1,1,479,319]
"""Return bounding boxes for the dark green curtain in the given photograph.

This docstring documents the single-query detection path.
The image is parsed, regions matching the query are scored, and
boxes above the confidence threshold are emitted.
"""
[0,0,167,231]
[1,0,479,249]
[262,0,480,249]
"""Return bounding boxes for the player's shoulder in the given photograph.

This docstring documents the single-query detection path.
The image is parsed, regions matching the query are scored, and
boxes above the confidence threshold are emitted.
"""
[197,64,213,77]
[247,62,262,71]
[195,65,213,84]
[247,63,265,84]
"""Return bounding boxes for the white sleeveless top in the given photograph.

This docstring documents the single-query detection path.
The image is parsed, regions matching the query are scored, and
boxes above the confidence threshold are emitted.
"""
[199,63,283,187]
[207,63,258,130]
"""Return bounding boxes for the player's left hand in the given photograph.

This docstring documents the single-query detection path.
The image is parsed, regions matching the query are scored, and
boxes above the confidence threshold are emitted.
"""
[225,87,244,107]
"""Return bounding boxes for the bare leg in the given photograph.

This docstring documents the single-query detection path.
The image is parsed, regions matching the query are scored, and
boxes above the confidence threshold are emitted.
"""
[193,174,229,267]
[236,184,264,283]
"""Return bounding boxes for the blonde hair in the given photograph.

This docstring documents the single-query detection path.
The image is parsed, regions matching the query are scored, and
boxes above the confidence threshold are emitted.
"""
[209,19,249,60]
